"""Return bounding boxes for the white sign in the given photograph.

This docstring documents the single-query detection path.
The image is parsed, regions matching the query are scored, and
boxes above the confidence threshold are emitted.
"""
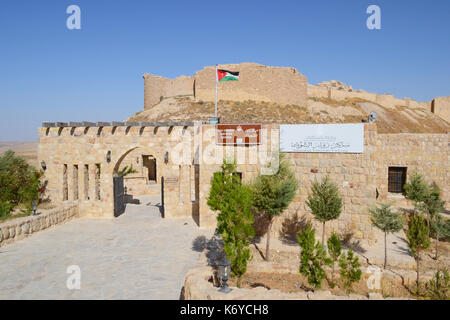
[280,124,364,153]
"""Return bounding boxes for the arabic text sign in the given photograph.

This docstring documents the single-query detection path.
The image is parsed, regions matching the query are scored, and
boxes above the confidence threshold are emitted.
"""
[216,124,262,145]
[280,124,364,153]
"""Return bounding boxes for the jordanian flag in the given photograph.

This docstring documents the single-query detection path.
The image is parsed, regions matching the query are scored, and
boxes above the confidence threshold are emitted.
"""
[217,69,239,82]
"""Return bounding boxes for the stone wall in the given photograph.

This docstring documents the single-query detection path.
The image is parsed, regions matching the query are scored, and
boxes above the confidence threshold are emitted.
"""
[432,96,450,124]
[194,63,308,106]
[307,84,430,110]
[38,123,198,219]
[38,122,449,247]
[143,74,194,109]
[0,203,79,247]
[143,63,308,109]
[375,133,450,206]
[197,123,449,246]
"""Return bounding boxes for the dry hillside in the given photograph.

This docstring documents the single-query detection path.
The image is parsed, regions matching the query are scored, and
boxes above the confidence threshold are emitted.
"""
[128,96,450,133]
[0,142,38,166]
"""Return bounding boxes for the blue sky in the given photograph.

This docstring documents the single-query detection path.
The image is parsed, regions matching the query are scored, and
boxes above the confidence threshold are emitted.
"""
[1,0,449,141]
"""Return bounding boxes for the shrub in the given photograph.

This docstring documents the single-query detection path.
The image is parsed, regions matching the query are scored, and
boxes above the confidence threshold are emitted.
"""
[298,224,331,290]
[0,151,46,216]
[407,214,430,294]
[207,160,255,287]
[425,269,449,300]
[0,201,15,219]
[339,249,362,294]
[430,214,450,260]
[327,232,342,287]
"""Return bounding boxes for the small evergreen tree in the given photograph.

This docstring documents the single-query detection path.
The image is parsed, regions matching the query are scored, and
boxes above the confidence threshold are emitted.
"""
[297,225,331,290]
[425,269,449,300]
[419,183,445,236]
[430,214,450,260]
[252,152,298,261]
[207,160,255,287]
[407,214,430,294]
[369,203,404,269]
[327,232,342,288]
[306,176,342,246]
[404,172,428,211]
[339,249,362,294]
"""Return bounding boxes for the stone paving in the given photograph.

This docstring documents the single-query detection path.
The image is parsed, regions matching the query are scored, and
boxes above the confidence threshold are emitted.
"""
[0,196,213,299]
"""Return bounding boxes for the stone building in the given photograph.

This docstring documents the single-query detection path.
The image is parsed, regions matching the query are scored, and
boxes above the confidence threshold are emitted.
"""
[143,63,308,109]
[38,121,449,247]
[143,63,450,124]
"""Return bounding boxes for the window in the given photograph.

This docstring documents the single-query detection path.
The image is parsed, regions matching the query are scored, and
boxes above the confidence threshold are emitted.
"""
[73,165,79,200]
[95,164,101,200]
[388,167,407,193]
[63,164,68,201]
[84,164,89,200]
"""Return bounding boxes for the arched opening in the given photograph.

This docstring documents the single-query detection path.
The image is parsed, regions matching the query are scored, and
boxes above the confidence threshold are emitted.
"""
[113,147,163,217]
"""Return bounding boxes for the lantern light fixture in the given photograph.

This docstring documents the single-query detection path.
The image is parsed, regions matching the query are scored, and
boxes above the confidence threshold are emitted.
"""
[218,253,232,293]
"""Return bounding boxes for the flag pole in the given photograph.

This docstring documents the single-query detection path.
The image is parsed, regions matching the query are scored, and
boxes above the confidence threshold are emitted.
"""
[215,64,218,118]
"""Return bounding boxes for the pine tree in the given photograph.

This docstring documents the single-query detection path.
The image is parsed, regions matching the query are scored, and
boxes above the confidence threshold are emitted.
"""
[252,152,298,261]
[430,214,450,260]
[404,172,428,210]
[327,232,342,288]
[369,203,404,269]
[297,225,331,290]
[207,160,255,287]
[407,214,430,294]
[425,269,449,300]
[306,176,342,246]
[419,183,445,236]
[339,249,362,294]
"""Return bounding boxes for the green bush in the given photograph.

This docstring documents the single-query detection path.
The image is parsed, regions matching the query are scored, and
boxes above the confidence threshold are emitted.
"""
[0,150,46,218]
[327,232,342,287]
[0,201,15,219]
[339,249,362,294]
[207,160,255,287]
[425,269,449,300]
[298,224,331,290]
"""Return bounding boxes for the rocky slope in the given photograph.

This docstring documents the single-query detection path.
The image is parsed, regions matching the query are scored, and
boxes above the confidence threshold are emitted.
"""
[127,96,450,134]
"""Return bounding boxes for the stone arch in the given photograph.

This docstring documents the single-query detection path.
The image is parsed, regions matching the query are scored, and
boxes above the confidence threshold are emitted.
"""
[111,145,163,216]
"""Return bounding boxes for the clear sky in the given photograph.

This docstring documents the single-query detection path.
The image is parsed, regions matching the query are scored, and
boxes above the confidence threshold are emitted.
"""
[1,0,449,141]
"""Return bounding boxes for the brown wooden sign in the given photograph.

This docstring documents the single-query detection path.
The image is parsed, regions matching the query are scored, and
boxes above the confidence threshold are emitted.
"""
[216,124,262,146]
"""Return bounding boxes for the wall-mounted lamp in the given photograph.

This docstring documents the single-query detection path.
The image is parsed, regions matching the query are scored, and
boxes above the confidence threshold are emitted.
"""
[164,151,169,164]
[41,161,47,171]
[106,151,111,163]
[136,157,140,164]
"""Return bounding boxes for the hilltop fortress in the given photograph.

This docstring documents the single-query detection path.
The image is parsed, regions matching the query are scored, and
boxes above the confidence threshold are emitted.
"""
[143,62,450,123]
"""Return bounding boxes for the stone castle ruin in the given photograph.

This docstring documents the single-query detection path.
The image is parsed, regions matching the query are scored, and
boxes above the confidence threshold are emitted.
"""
[143,62,450,124]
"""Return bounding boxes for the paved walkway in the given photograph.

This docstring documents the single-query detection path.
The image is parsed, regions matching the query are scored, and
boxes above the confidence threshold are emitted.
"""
[0,196,212,299]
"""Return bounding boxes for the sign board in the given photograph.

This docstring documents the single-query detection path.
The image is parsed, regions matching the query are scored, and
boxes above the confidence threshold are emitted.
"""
[216,124,262,146]
[280,124,364,153]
